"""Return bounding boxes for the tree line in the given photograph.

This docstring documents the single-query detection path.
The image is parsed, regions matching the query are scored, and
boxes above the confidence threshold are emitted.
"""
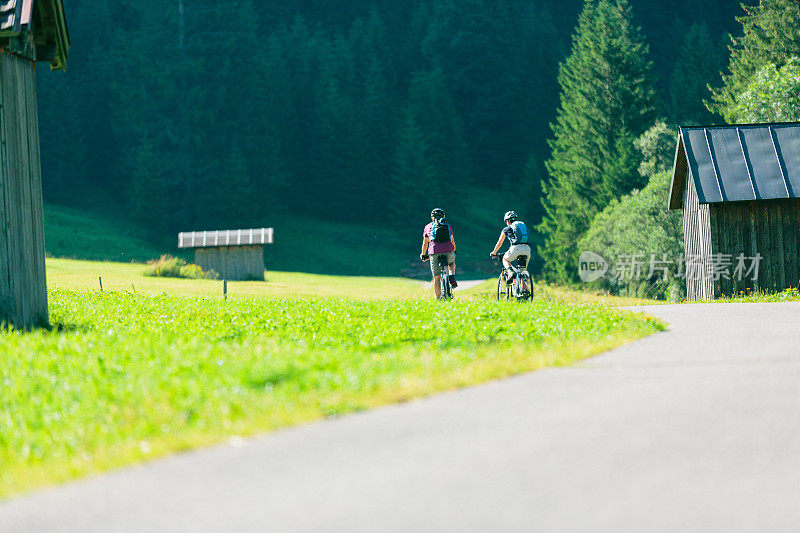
[544,0,800,294]
[37,0,746,262]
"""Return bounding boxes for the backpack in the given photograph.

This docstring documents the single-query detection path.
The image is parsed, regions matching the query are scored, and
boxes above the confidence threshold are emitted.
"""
[430,219,451,243]
[509,220,529,245]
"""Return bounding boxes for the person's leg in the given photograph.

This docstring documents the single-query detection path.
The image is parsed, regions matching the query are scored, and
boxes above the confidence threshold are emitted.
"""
[503,247,517,278]
[430,254,443,298]
[447,252,457,287]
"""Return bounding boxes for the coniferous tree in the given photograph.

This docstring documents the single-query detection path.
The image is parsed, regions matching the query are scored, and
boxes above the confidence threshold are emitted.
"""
[405,68,471,202]
[37,75,89,206]
[389,109,438,224]
[421,0,562,188]
[667,23,725,125]
[353,53,397,218]
[38,0,117,205]
[710,0,800,122]
[538,0,656,282]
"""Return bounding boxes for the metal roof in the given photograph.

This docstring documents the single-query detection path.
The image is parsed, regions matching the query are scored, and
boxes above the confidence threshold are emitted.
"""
[178,228,274,249]
[669,122,800,210]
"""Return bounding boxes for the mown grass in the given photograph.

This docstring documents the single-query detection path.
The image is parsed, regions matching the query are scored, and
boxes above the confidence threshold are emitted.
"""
[46,258,428,300]
[0,284,662,498]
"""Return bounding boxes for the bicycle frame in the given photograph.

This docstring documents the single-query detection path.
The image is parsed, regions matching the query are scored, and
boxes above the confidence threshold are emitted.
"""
[438,255,453,300]
[494,256,532,301]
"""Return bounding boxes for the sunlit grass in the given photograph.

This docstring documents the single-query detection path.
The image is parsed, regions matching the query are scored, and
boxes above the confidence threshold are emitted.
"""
[0,285,662,498]
[689,287,800,303]
[458,278,662,306]
[46,258,428,300]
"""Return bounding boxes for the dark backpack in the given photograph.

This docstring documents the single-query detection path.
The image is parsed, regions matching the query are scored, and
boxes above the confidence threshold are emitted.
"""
[430,219,451,243]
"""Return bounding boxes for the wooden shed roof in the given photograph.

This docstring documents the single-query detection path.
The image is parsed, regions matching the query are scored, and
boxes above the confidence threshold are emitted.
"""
[178,228,274,249]
[34,0,70,70]
[0,0,69,70]
[669,122,800,210]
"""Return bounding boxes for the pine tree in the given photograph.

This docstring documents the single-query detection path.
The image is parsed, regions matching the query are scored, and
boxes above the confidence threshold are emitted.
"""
[421,0,562,188]
[667,23,725,125]
[710,0,800,122]
[405,68,471,205]
[538,0,656,282]
[353,53,397,218]
[389,109,438,225]
[37,74,89,206]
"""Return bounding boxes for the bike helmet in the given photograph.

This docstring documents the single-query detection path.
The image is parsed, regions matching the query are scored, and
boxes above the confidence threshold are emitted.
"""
[431,208,445,219]
[504,210,518,222]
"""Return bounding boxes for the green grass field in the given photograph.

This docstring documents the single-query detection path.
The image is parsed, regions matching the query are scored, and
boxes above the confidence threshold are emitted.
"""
[0,258,663,498]
[47,258,428,300]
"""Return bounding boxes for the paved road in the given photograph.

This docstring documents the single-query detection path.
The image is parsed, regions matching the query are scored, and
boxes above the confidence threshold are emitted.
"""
[3,303,800,532]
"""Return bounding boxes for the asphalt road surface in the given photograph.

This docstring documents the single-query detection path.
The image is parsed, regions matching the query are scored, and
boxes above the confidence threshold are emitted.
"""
[2,302,800,532]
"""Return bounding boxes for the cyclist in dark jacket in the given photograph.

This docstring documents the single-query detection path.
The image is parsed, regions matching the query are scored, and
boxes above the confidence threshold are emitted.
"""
[420,207,457,299]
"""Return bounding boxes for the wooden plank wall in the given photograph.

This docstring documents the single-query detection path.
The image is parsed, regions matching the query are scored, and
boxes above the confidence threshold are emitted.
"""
[710,198,800,297]
[0,52,48,328]
[194,246,265,281]
[683,173,715,300]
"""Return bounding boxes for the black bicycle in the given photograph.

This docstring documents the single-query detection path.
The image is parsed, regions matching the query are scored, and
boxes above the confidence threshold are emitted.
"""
[492,254,532,301]
[422,254,453,300]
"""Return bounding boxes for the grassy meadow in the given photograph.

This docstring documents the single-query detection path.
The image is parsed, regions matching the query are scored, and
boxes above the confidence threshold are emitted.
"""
[47,258,428,300]
[0,258,664,498]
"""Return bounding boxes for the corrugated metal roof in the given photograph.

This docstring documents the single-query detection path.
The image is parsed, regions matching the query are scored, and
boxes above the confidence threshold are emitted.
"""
[178,228,274,249]
[669,122,800,209]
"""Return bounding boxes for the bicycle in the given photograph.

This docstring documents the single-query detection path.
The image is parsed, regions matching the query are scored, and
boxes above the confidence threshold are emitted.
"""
[422,254,454,300]
[492,254,533,301]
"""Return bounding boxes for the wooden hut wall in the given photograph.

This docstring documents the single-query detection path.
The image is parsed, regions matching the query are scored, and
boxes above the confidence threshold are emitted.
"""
[194,246,265,281]
[710,199,800,296]
[0,52,48,328]
[683,173,715,301]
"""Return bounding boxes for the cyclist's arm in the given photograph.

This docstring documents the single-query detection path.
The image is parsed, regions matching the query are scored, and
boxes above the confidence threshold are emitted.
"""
[450,234,456,253]
[421,235,430,256]
[491,232,506,255]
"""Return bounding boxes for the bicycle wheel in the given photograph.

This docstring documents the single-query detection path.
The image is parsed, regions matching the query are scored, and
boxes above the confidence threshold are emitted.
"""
[440,272,452,300]
[522,273,533,300]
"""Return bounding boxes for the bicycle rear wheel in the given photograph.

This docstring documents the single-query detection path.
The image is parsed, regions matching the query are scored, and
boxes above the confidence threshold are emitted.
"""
[441,272,452,300]
[521,273,533,300]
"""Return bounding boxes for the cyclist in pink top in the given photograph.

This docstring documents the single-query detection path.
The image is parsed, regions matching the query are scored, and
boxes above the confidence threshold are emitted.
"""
[420,208,457,298]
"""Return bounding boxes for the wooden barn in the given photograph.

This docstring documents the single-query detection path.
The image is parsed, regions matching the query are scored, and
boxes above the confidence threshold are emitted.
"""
[669,122,800,301]
[178,228,274,281]
[0,0,69,328]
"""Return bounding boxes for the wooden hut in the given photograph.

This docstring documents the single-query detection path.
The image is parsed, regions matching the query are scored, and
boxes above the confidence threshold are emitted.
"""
[0,0,69,328]
[669,122,800,301]
[178,228,274,281]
